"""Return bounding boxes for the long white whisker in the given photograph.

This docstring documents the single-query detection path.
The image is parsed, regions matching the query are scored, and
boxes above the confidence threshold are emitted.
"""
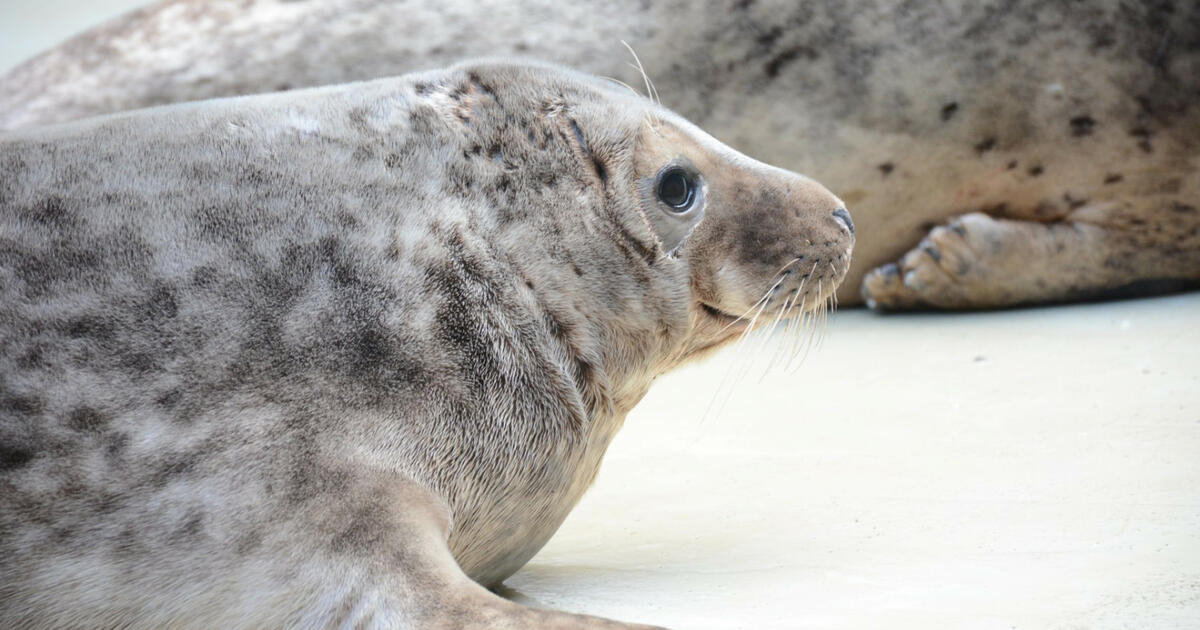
[698,254,816,422]
[784,275,809,370]
[716,291,771,336]
[601,76,641,97]
[621,41,660,107]
[755,291,794,382]
[764,287,803,374]
[700,274,785,424]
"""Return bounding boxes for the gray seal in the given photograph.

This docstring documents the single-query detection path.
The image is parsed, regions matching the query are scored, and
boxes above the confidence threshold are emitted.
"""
[0,59,852,628]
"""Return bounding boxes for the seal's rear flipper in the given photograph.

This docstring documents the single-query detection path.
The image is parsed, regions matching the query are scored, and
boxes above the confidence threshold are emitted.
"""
[860,199,1200,311]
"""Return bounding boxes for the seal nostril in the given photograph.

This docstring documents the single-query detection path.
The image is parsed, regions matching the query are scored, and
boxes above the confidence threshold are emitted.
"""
[832,208,854,235]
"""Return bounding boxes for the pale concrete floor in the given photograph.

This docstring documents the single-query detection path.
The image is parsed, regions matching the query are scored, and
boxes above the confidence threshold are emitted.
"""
[508,293,1200,628]
[3,4,1199,629]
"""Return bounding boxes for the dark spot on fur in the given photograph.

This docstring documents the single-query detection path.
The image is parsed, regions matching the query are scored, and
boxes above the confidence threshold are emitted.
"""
[1034,201,1060,218]
[240,166,269,186]
[155,389,182,409]
[17,344,45,368]
[764,45,819,78]
[384,153,402,168]
[974,137,996,153]
[120,352,158,375]
[67,407,107,432]
[1104,173,1124,184]
[143,284,179,320]
[94,492,124,514]
[1069,115,1096,137]
[0,444,36,470]
[150,451,199,488]
[65,315,115,340]
[1172,203,1197,214]
[31,196,76,228]
[414,82,432,96]
[940,102,959,121]
[728,187,809,267]
[173,510,205,539]
[329,499,389,555]
[112,526,144,558]
[1088,22,1116,50]
[350,325,395,378]
[1028,165,1044,176]
[467,72,499,102]
[1064,193,1088,210]
[1007,160,1018,170]
[352,146,374,162]
[319,236,359,287]
[235,531,264,555]
[756,25,783,48]
[1129,126,1153,153]
[191,265,219,288]
[347,106,372,132]
[285,454,351,506]
[3,395,43,416]
[878,162,894,175]
[105,433,129,459]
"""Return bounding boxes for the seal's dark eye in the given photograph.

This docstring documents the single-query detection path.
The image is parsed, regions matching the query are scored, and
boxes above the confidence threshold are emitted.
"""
[656,167,695,210]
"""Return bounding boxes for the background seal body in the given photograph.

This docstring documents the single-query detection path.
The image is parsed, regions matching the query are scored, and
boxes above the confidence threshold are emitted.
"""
[0,60,851,628]
[0,0,1195,309]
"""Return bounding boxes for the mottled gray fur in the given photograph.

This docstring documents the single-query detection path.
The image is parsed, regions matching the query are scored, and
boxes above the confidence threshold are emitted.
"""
[0,0,1195,309]
[0,60,850,628]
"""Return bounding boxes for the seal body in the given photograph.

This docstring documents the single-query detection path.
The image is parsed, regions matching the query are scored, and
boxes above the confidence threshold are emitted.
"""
[0,0,1195,309]
[0,60,851,628]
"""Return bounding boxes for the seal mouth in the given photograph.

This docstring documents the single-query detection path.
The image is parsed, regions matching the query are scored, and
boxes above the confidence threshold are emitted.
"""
[699,301,746,325]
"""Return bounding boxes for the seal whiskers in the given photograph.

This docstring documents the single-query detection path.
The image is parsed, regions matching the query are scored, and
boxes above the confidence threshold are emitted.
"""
[620,40,660,107]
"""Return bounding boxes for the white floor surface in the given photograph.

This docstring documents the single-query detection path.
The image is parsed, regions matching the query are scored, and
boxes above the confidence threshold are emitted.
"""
[506,293,1200,629]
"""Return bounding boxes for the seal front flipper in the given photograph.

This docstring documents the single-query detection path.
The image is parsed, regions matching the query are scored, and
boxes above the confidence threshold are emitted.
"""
[860,198,1200,310]
[284,470,665,629]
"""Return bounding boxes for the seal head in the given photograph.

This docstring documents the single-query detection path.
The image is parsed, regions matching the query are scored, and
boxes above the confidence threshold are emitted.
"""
[405,62,853,580]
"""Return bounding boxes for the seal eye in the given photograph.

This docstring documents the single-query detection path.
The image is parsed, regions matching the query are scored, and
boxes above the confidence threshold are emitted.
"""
[656,167,695,210]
